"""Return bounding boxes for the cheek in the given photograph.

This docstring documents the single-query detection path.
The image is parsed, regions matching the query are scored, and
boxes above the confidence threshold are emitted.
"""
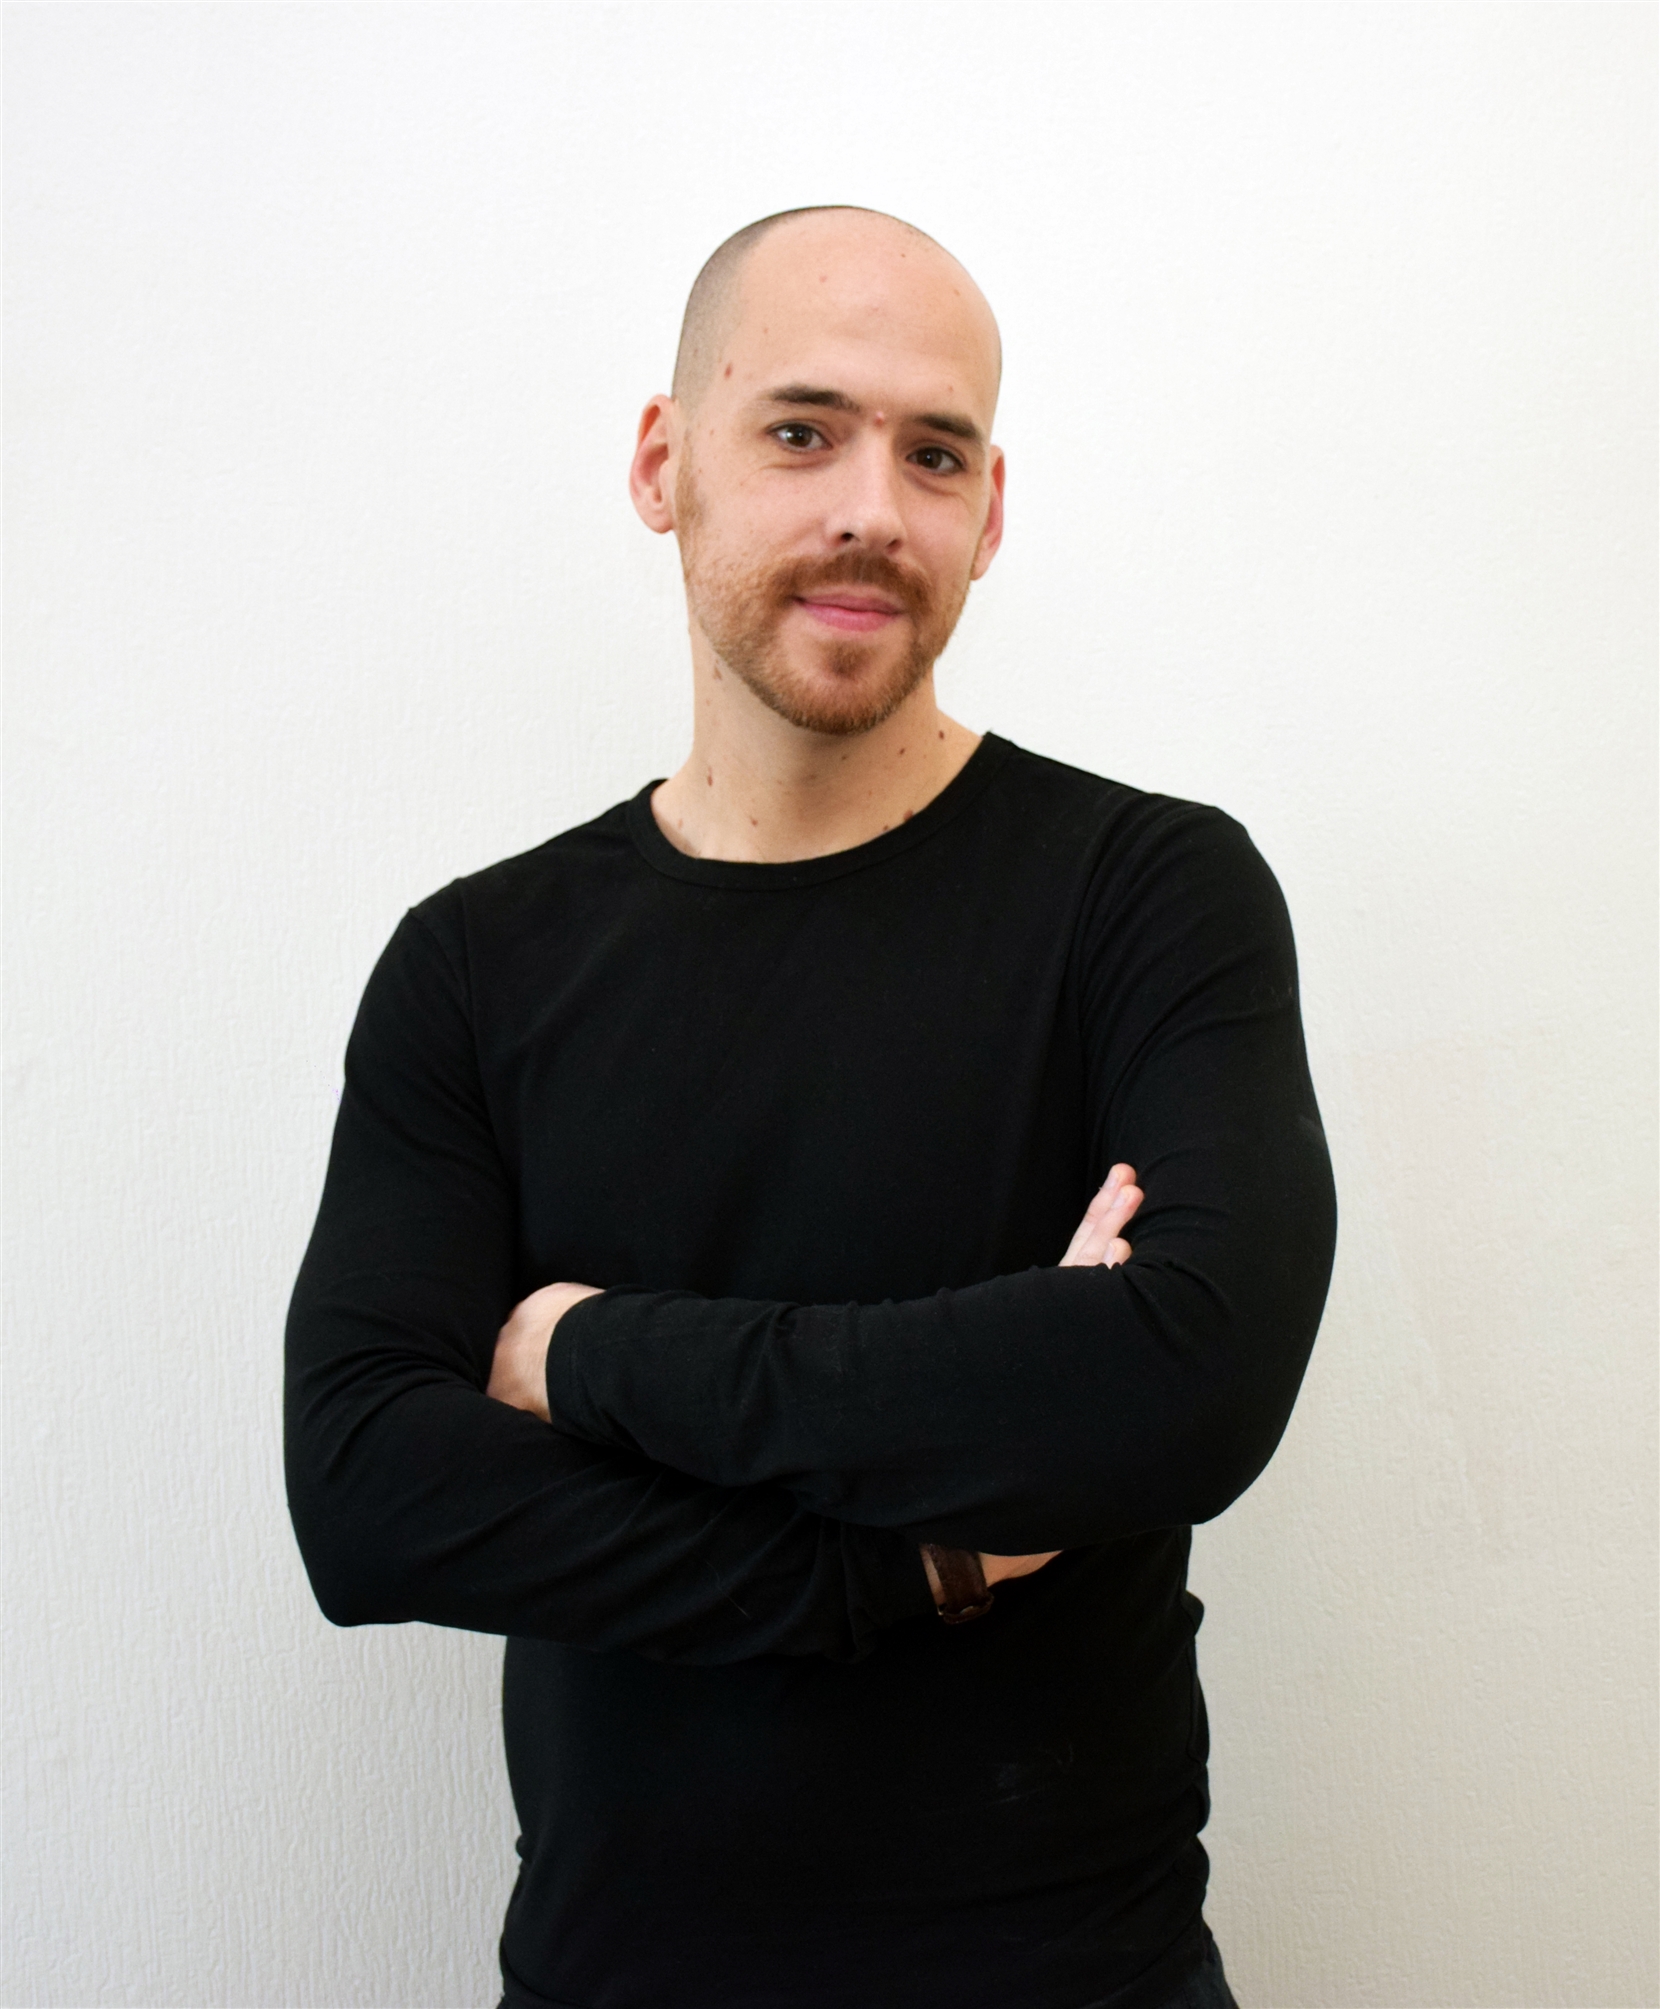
[911,502,985,583]
[700,472,810,555]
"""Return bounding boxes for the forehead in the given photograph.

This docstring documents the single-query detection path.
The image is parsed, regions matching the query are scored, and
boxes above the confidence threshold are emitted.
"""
[720,220,999,418]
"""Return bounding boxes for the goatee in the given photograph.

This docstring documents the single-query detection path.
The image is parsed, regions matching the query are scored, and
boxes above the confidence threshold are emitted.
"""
[675,466,973,737]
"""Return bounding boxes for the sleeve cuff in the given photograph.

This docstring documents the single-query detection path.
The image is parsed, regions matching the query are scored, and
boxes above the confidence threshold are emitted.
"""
[841,1525,938,1651]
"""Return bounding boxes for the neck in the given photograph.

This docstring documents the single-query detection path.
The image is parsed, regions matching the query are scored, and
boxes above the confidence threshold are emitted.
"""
[651,646,981,864]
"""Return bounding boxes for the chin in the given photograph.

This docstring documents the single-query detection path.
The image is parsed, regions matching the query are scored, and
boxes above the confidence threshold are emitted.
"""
[739,648,933,738]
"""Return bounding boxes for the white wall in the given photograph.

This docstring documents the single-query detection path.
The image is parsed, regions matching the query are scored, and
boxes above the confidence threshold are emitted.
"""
[5,6,1653,2006]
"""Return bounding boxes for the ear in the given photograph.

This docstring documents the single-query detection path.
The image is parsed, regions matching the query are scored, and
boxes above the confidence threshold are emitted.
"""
[629,394,679,535]
[969,446,1006,581]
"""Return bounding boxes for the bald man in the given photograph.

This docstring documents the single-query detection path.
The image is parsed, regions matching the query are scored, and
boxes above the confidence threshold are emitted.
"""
[286,207,1335,2009]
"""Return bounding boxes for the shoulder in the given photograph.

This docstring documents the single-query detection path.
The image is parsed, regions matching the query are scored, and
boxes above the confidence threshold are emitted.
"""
[991,738,1265,885]
[401,794,643,971]
[983,741,1294,991]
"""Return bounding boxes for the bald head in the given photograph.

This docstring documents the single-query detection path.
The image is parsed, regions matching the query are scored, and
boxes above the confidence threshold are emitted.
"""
[671,206,1001,413]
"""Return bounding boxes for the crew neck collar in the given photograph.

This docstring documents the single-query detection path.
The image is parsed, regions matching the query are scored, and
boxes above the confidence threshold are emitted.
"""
[624,733,1016,889]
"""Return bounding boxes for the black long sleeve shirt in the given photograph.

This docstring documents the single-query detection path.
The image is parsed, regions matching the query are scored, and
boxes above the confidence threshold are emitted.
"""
[285,735,1336,2009]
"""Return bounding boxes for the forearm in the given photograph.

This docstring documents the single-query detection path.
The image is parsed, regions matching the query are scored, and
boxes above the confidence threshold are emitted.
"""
[286,969,935,1666]
[544,1111,1333,1551]
[545,1263,1296,1553]
[285,1294,934,1663]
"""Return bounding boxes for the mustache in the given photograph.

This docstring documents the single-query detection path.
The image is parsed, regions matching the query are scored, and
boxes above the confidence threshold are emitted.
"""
[765,550,935,617]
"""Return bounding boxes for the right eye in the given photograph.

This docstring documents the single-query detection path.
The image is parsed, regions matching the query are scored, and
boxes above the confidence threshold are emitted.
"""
[770,423,827,451]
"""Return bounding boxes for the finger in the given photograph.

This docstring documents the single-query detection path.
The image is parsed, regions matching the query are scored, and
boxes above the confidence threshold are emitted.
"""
[1059,1166,1134,1265]
[1063,1170,1122,1248]
[1062,1185,1142,1270]
[1103,1237,1132,1269]
[1062,1205,1115,1268]
[1059,1206,1101,1265]
[1099,1181,1142,1236]
[1088,1165,1133,1218]
[1059,1215,1096,1266]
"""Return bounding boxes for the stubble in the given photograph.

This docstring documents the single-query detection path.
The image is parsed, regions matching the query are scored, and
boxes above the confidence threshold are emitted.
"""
[674,460,973,737]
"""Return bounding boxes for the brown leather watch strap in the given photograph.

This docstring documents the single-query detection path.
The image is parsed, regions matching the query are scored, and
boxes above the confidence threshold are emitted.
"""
[919,1543,995,1625]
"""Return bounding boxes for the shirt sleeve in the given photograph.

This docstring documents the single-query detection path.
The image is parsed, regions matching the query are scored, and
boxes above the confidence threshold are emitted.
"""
[283,908,936,1664]
[542,807,1338,1555]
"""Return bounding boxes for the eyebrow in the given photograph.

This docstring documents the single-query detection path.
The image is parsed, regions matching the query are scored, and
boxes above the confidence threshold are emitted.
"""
[759,384,985,449]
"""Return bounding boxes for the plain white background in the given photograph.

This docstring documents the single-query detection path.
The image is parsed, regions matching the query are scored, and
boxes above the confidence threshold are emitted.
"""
[5,5,1655,2006]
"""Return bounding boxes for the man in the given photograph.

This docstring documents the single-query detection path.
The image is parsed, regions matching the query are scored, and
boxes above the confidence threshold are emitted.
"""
[286,206,1336,2009]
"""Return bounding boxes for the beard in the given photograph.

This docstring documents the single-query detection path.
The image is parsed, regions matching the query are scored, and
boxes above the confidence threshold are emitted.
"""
[675,462,974,737]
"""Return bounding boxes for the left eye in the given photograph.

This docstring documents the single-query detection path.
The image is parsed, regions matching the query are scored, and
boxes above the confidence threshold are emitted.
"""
[911,445,964,474]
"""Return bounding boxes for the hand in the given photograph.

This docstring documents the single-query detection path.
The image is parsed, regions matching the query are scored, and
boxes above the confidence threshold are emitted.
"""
[965,1169,1144,1591]
[1058,1162,1142,1270]
[487,1281,602,1421]
[978,1549,1062,1587]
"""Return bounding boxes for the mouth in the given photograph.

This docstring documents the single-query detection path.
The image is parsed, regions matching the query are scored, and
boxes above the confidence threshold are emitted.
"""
[792,592,906,635]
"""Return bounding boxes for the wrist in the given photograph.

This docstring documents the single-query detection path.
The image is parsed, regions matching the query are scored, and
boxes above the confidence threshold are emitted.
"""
[918,1543,995,1625]
[488,1281,603,1422]
[539,1283,603,1414]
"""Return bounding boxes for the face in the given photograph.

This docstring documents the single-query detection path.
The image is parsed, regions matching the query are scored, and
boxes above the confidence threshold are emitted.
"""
[635,216,1005,737]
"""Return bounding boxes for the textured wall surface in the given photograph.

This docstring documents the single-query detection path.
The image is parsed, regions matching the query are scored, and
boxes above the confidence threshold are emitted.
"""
[5,7,1655,2006]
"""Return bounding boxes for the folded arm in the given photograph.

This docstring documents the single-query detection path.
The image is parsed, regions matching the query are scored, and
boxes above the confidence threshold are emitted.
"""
[516,811,1337,1554]
[488,1168,1146,1586]
[284,910,935,1664]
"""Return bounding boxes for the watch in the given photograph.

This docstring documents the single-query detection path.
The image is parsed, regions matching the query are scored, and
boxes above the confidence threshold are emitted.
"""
[919,1543,995,1625]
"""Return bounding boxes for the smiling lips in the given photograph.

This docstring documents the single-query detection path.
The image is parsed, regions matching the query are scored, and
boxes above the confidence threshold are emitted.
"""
[794,592,906,634]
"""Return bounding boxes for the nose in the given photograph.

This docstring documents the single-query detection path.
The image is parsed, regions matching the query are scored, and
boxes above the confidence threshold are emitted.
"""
[826,432,905,553]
